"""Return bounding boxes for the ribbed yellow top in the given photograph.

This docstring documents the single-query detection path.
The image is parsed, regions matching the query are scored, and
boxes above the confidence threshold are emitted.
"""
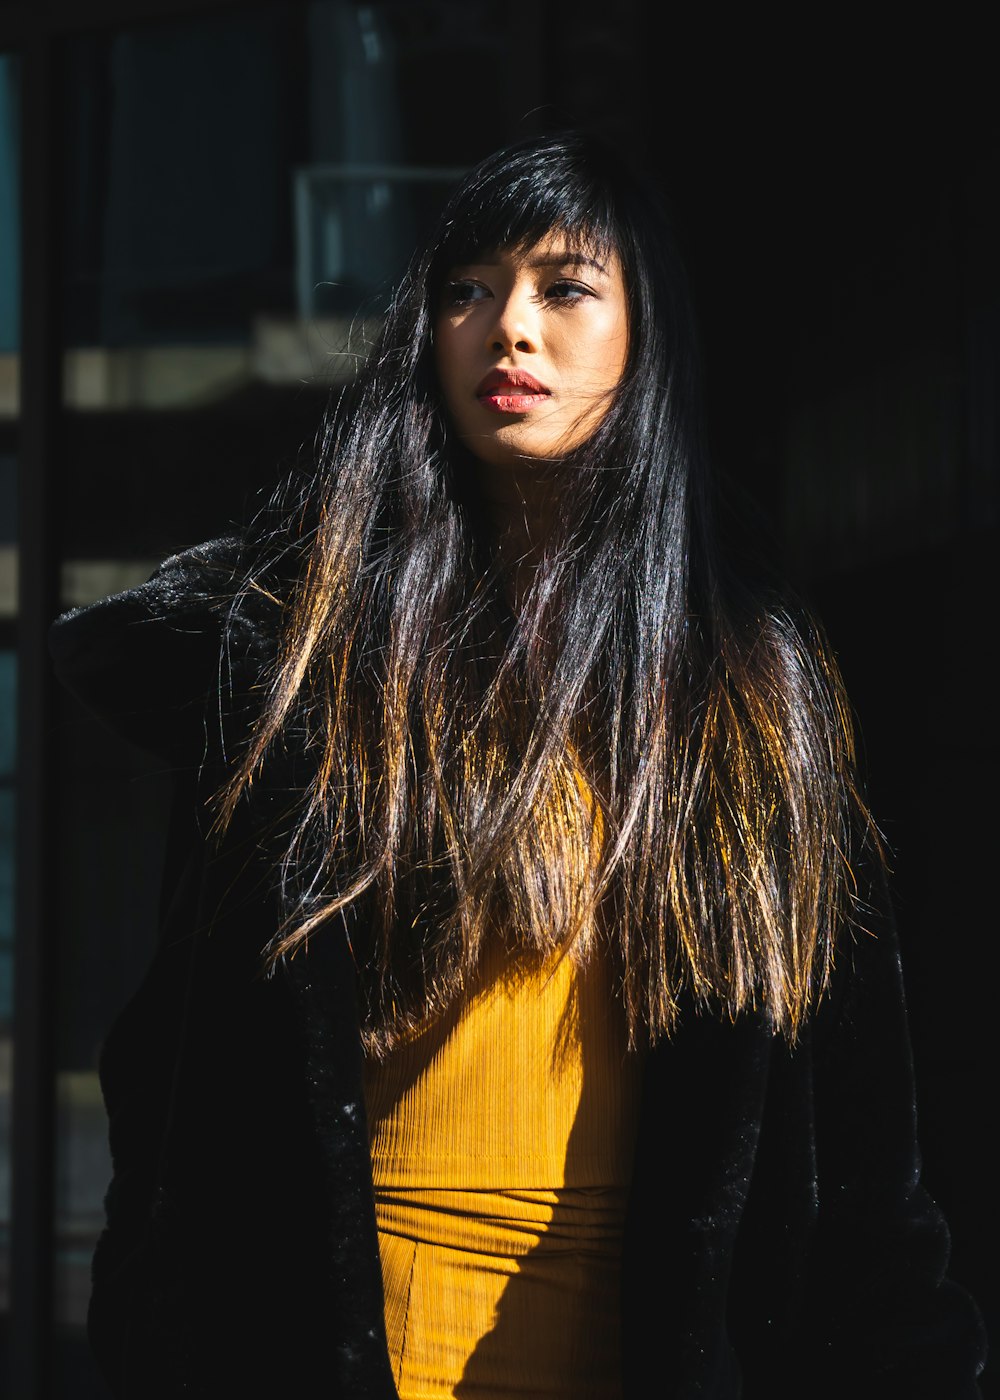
[362,938,645,1398]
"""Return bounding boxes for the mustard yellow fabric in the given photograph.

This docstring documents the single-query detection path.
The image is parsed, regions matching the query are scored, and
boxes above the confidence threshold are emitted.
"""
[362,938,644,1398]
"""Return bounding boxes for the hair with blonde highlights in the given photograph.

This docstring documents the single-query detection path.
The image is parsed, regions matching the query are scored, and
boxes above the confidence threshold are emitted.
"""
[216,130,881,1056]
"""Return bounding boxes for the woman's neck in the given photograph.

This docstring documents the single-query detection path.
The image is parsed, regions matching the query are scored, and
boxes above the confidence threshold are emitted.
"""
[476,458,559,610]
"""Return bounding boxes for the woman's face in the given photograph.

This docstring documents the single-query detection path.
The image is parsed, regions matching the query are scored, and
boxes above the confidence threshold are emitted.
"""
[434,231,629,472]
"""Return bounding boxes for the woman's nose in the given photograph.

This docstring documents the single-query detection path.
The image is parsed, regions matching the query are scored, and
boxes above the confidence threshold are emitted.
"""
[487,293,538,355]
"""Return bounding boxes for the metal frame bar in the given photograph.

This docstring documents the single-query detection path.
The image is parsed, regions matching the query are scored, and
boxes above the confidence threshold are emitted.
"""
[10,26,59,1398]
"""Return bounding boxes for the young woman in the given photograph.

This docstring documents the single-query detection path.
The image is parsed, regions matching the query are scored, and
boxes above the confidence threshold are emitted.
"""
[50,131,986,1398]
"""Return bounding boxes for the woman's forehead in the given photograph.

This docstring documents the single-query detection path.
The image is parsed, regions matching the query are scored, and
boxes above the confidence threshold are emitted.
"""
[444,225,619,273]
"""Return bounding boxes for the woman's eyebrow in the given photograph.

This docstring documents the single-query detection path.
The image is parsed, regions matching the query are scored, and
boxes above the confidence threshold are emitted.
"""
[528,251,609,274]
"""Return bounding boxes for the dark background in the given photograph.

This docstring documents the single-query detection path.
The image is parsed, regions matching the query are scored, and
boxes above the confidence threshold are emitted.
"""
[1,2,995,1395]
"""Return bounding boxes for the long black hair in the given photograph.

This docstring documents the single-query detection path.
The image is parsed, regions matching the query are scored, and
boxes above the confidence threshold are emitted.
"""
[218,129,879,1054]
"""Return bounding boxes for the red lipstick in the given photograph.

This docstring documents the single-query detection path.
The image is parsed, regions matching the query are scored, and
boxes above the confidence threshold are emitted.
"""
[475,367,551,413]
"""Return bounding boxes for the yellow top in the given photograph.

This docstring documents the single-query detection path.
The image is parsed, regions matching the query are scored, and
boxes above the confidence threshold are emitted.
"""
[363,937,645,1399]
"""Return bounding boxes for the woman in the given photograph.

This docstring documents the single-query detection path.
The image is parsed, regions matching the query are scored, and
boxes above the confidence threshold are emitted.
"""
[50,131,986,1398]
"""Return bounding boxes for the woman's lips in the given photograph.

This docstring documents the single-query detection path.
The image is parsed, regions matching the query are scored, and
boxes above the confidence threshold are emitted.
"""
[475,368,551,414]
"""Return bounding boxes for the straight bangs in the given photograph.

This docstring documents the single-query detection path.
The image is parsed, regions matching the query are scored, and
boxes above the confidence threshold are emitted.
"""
[427,135,624,298]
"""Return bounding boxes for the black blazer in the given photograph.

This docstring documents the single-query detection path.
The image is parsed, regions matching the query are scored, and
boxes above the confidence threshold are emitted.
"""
[49,535,988,1399]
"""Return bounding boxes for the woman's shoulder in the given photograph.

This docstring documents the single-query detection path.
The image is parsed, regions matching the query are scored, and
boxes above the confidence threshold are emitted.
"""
[48,530,287,757]
[49,530,255,636]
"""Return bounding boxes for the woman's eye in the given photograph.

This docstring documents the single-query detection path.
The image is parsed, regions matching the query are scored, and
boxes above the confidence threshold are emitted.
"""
[545,280,593,302]
[442,279,488,308]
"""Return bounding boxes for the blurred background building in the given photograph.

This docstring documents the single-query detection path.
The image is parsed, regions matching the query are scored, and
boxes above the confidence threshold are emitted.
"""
[0,2,996,1395]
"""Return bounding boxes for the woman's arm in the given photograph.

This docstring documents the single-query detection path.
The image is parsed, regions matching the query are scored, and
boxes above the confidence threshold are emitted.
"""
[733,853,989,1398]
[622,849,988,1399]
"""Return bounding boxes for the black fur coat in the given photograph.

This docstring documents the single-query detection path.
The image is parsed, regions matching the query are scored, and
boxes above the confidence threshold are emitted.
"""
[48,535,988,1399]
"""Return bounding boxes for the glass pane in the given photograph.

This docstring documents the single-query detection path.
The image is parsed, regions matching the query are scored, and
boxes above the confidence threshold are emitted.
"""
[0,450,13,621]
